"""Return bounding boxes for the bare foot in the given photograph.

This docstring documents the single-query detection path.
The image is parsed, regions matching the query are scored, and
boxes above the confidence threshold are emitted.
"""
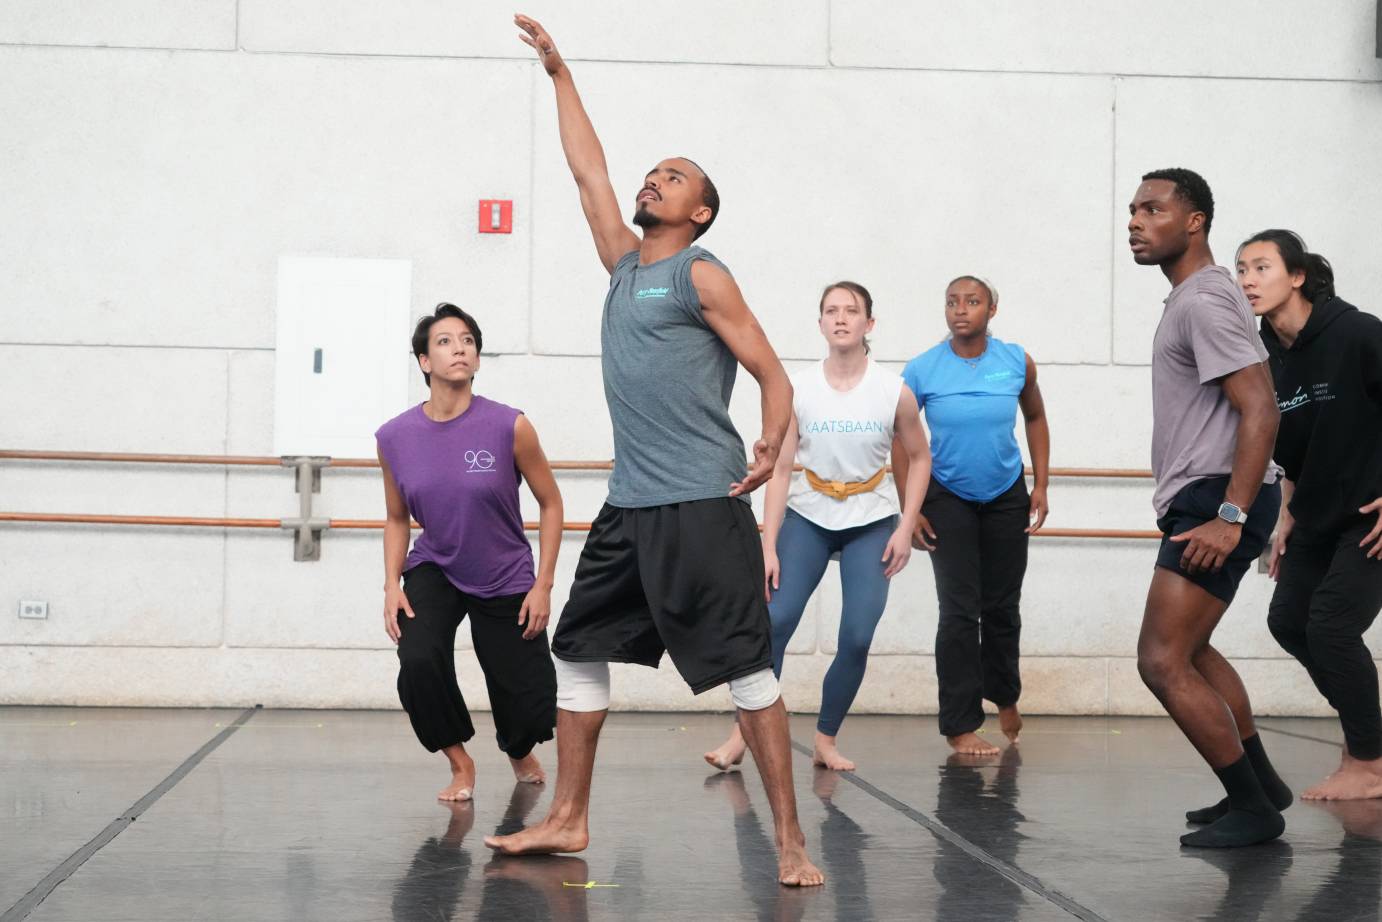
[439,748,476,802]
[812,732,856,772]
[947,731,1000,757]
[704,724,748,772]
[484,816,589,855]
[777,835,825,887]
[510,752,546,784]
[999,705,1023,744]
[1303,754,1382,801]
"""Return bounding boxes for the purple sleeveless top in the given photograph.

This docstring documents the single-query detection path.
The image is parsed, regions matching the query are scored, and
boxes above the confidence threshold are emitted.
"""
[374,395,535,598]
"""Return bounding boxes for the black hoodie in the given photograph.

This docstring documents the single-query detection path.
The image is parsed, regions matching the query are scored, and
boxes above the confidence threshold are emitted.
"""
[1260,297,1382,537]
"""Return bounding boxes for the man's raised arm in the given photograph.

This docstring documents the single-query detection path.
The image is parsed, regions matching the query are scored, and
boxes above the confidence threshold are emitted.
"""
[516,14,640,274]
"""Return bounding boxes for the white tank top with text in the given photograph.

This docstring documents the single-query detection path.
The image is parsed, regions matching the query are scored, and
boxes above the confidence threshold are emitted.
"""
[787,360,903,531]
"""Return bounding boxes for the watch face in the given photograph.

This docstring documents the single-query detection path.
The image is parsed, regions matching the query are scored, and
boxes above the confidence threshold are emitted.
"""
[1218,502,1242,523]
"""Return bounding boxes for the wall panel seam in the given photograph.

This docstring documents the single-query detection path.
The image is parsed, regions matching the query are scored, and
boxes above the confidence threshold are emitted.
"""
[1,42,1379,85]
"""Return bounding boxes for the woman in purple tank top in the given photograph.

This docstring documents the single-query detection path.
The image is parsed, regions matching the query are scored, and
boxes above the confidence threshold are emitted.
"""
[375,303,564,803]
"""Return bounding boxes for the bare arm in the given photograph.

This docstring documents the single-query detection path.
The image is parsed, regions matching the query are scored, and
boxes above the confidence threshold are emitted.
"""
[514,414,563,639]
[379,449,416,644]
[1220,362,1281,512]
[893,387,929,534]
[760,416,800,550]
[1171,361,1280,573]
[691,259,793,496]
[891,397,936,551]
[516,14,639,273]
[1018,354,1051,533]
[875,386,933,575]
[757,415,799,600]
[1268,477,1295,580]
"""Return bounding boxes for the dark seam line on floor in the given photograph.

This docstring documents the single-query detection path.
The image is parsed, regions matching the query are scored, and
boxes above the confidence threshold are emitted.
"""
[1257,724,1344,749]
[1,705,260,922]
[789,739,1109,922]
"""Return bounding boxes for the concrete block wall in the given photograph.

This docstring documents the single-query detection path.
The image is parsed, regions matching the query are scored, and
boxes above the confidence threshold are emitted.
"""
[2,1,1381,715]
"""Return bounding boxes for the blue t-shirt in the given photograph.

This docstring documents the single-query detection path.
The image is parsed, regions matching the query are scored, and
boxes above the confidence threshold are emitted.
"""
[902,337,1027,502]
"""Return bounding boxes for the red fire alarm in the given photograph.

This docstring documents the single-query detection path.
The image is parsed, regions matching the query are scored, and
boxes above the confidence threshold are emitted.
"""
[478,199,513,234]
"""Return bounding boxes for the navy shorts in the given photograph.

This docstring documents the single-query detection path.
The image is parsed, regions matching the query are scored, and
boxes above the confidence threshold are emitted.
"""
[1155,476,1281,604]
[552,497,773,694]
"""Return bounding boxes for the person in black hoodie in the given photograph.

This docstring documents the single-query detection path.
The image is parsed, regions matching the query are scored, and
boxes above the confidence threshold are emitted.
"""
[1237,229,1382,802]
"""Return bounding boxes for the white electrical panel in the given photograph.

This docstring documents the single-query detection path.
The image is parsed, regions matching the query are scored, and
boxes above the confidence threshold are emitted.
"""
[273,256,413,459]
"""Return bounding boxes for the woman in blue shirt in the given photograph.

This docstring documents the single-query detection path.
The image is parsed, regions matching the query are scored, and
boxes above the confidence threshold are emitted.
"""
[893,276,1051,756]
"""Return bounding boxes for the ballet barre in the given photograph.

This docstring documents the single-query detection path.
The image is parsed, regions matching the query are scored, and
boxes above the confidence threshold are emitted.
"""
[0,450,1160,559]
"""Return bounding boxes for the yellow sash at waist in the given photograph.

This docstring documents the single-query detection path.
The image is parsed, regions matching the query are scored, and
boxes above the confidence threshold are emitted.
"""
[804,467,886,501]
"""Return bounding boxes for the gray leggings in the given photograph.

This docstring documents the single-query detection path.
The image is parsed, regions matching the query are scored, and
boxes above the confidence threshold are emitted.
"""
[768,509,895,736]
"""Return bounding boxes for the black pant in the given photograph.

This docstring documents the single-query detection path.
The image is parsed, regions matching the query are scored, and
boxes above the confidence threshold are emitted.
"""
[397,563,556,759]
[1268,520,1382,760]
[924,476,1030,737]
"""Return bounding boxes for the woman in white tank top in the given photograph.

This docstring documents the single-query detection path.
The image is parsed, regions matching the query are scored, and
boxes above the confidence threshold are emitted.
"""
[705,281,932,772]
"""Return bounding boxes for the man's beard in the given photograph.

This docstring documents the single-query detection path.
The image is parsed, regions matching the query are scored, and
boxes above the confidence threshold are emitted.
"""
[632,204,662,229]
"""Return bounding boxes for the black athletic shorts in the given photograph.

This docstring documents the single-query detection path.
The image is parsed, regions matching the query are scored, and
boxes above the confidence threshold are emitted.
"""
[1155,476,1281,604]
[551,497,773,694]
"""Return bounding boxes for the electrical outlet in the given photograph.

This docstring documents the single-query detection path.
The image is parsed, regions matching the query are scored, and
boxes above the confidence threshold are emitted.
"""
[18,600,48,620]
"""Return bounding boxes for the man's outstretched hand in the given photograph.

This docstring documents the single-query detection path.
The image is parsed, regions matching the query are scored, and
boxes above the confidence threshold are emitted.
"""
[515,13,565,76]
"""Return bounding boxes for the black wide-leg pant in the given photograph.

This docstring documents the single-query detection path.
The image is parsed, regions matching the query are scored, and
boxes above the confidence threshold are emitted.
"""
[397,562,556,759]
[1268,520,1382,760]
[924,476,1030,737]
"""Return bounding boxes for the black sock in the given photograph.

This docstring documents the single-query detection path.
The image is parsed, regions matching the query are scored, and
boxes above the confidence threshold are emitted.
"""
[1185,735,1294,824]
[1217,753,1274,813]
[1180,755,1285,848]
[1242,734,1294,810]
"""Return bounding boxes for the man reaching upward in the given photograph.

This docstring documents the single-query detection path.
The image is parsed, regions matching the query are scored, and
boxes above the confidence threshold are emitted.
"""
[485,14,823,887]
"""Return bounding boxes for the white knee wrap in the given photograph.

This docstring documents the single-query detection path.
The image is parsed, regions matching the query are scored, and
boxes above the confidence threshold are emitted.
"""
[555,658,611,712]
[729,668,781,711]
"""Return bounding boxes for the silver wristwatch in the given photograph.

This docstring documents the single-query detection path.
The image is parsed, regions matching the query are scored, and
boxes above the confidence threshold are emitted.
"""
[1217,501,1248,526]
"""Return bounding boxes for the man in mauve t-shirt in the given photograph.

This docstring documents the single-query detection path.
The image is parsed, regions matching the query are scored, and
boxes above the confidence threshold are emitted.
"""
[1128,168,1291,849]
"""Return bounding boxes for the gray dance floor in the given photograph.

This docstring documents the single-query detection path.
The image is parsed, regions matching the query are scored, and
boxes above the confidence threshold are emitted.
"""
[3,707,1378,921]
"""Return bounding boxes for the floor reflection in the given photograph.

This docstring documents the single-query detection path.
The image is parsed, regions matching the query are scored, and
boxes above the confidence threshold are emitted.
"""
[480,854,593,921]
[1179,840,1293,921]
[1295,800,1382,921]
[933,746,1027,920]
[812,768,876,922]
[704,771,817,922]
[390,801,473,922]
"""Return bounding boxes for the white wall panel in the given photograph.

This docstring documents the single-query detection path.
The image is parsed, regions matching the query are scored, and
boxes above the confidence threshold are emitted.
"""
[832,1,1382,81]
[0,465,224,520]
[0,528,224,647]
[226,351,276,454]
[239,0,829,67]
[1113,77,1382,364]
[0,48,531,351]
[222,529,392,649]
[0,345,229,452]
[531,64,1115,365]
[0,0,235,50]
